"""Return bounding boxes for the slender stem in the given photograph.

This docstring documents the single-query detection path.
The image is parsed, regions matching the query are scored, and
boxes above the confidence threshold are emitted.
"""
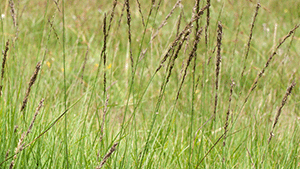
[62,0,69,168]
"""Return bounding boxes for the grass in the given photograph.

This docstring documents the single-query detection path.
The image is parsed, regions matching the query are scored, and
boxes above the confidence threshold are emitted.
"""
[0,0,300,168]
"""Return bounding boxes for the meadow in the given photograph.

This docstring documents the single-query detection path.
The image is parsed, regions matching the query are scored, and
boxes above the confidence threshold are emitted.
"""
[0,0,299,168]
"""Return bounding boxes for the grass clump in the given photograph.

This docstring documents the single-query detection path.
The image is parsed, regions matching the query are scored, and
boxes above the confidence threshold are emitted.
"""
[0,0,299,168]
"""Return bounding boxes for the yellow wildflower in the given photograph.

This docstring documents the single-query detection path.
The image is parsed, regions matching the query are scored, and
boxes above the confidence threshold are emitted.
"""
[46,61,51,68]
[106,63,112,70]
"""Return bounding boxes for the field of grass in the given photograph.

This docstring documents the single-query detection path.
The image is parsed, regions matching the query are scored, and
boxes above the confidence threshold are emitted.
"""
[0,0,299,168]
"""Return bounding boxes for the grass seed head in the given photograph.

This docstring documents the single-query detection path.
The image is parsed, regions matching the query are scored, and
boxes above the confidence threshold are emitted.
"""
[21,61,42,112]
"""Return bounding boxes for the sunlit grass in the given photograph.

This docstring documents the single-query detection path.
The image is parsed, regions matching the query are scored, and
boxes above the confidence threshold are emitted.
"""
[0,0,299,168]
